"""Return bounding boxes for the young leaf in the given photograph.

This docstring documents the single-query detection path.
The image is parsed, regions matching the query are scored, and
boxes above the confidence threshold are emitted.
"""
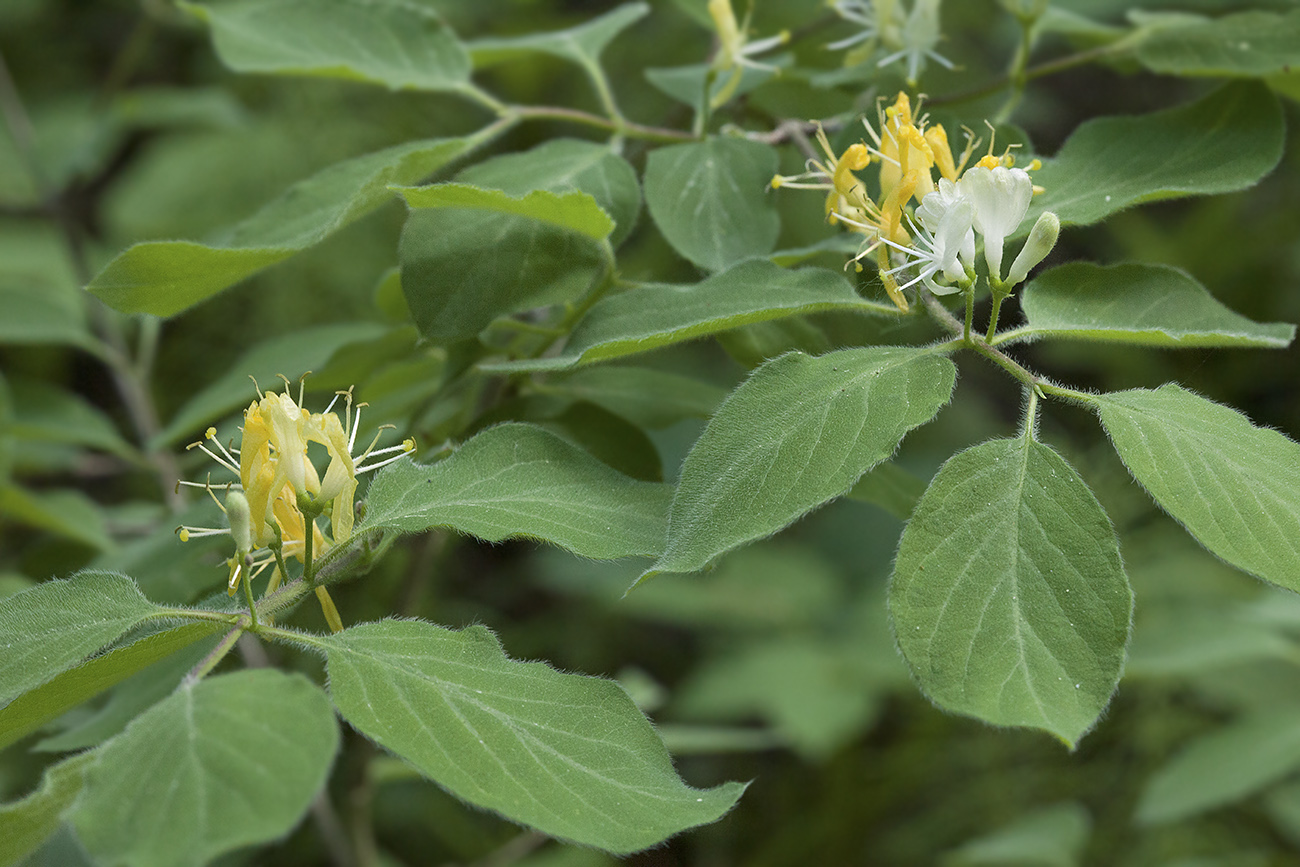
[181,0,471,91]
[71,669,339,867]
[1030,82,1283,228]
[485,259,885,373]
[397,184,614,242]
[1137,706,1300,824]
[0,752,95,867]
[1137,9,1300,78]
[889,438,1133,747]
[316,619,745,853]
[468,3,649,68]
[1015,262,1295,348]
[362,423,671,559]
[88,136,482,317]
[648,346,957,577]
[1095,384,1300,591]
[0,623,222,752]
[0,572,164,707]
[644,137,780,271]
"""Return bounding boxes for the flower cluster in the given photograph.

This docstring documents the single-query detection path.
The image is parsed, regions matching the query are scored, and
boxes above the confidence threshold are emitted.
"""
[772,92,1059,310]
[178,378,414,601]
[829,0,954,86]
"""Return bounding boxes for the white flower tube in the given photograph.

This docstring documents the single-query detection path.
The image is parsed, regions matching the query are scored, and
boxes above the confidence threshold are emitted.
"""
[959,165,1033,284]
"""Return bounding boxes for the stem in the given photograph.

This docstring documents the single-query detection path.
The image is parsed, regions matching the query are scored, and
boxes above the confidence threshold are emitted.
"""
[986,293,1006,344]
[303,523,315,583]
[152,607,244,626]
[921,289,1044,392]
[185,623,247,682]
[988,324,1034,347]
[241,560,259,628]
[1021,386,1040,443]
[962,287,975,344]
[511,104,693,142]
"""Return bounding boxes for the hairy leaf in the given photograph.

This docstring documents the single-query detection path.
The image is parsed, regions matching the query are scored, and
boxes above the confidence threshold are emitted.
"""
[72,670,339,867]
[398,183,613,241]
[485,259,883,373]
[89,136,480,316]
[0,572,164,707]
[182,0,471,90]
[1095,384,1300,590]
[468,3,648,68]
[0,753,95,867]
[644,138,779,271]
[1031,82,1283,227]
[648,347,956,577]
[890,438,1133,747]
[362,423,670,559]
[1137,9,1300,78]
[1016,262,1294,348]
[318,619,745,853]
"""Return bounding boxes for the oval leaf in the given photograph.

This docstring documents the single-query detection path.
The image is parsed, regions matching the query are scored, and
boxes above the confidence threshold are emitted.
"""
[889,438,1133,747]
[89,136,479,317]
[648,346,957,577]
[468,3,648,68]
[1015,262,1295,348]
[71,669,339,867]
[0,753,95,867]
[1095,384,1300,590]
[0,572,163,707]
[319,619,744,853]
[1137,10,1300,78]
[485,259,887,374]
[182,0,471,91]
[362,423,671,559]
[644,137,779,271]
[1031,82,1283,228]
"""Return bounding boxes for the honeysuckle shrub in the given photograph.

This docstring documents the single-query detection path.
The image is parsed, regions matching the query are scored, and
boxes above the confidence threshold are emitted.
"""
[2,0,1300,863]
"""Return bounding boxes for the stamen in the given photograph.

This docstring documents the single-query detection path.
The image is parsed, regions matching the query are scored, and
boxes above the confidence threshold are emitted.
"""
[349,402,369,453]
[249,375,264,399]
[297,371,311,408]
[206,429,240,468]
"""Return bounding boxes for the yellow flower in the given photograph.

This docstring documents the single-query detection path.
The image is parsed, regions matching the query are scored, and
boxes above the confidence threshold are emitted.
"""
[179,377,415,597]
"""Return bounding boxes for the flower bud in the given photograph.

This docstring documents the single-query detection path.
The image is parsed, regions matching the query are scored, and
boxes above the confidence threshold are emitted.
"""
[1005,211,1059,288]
[225,489,254,556]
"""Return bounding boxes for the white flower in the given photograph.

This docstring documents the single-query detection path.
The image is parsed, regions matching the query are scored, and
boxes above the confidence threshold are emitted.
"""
[916,177,976,271]
[958,164,1033,284]
[828,0,881,50]
[882,196,974,296]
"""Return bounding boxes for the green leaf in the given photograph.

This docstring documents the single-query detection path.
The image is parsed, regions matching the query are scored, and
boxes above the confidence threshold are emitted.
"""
[647,347,956,577]
[0,753,95,867]
[485,259,883,374]
[0,486,114,552]
[645,62,775,115]
[1031,82,1283,228]
[0,623,221,752]
[540,366,726,430]
[468,3,648,68]
[1137,10,1300,78]
[1015,262,1295,348]
[0,572,163,708]
[889,438,1133,747]
[1138,707,1300,824]
[400,212,604,343]
[7,379,136,460]
[398,183,614,242]
[88,136,480,317]
[1095,384,1300,591]
[455,139,641,247]
[182,0,471,91]
[152,322,390,448]
[944,802,1092,867]
[362,423,671,559]
[71,669,339,867]
[317,619,744,853]
[399,139,638,341]
[644,137,780,271]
